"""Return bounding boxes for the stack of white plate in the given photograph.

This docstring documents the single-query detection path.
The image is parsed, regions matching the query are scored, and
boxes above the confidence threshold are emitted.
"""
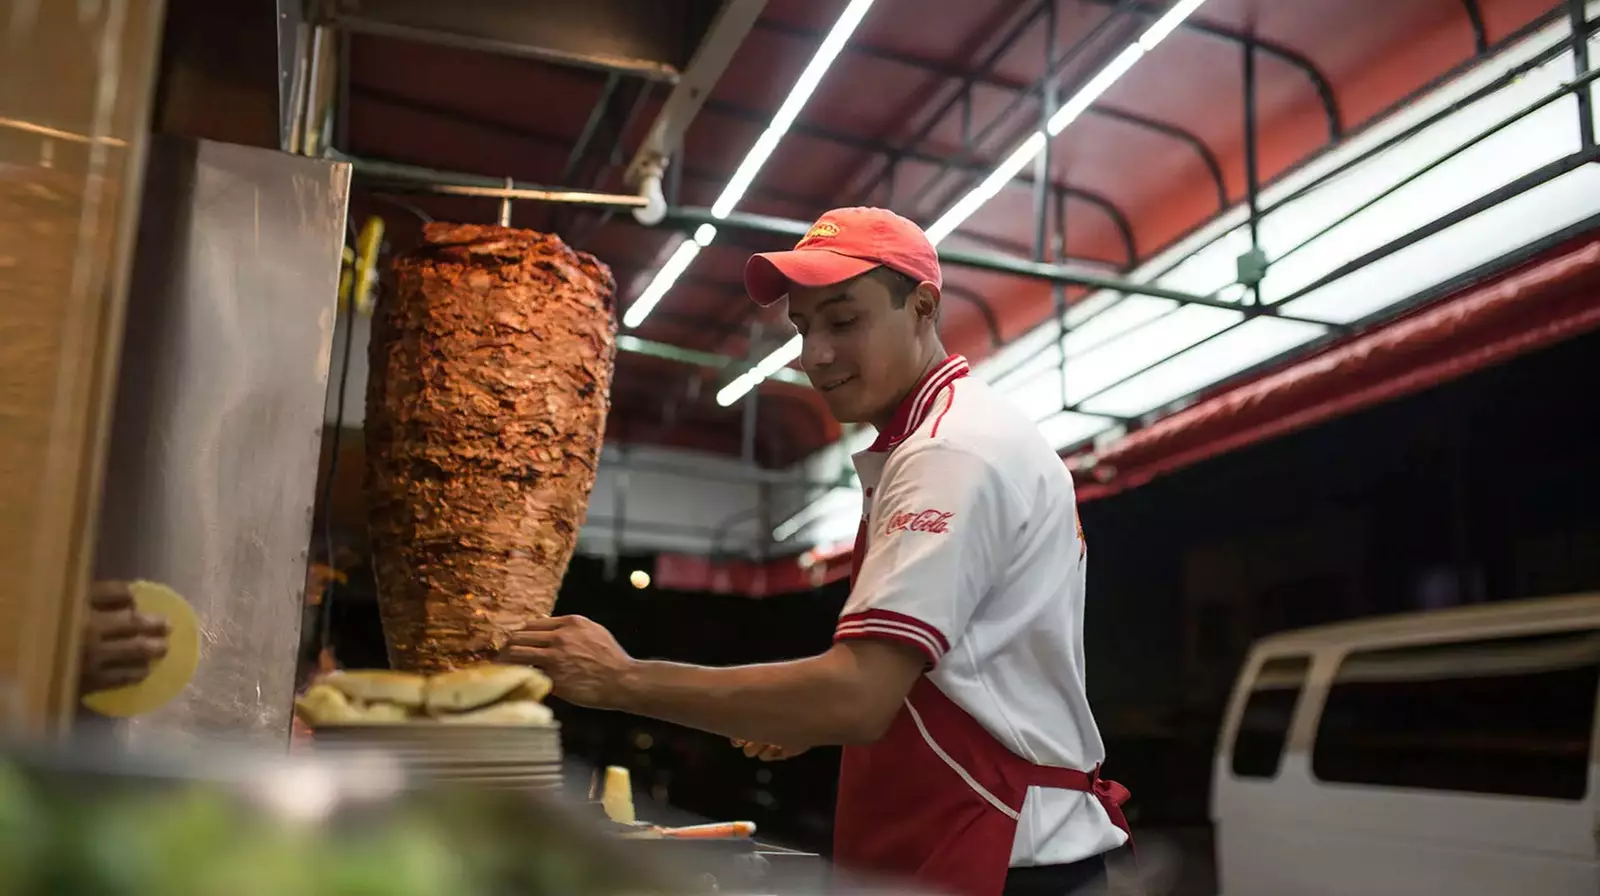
[310,723,563,794]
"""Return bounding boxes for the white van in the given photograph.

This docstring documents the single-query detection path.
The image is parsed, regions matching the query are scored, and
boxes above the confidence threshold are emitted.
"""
[1212,593,1600,896]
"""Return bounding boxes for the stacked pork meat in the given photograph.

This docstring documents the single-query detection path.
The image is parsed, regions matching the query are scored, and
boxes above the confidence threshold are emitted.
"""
[366,224,616,673]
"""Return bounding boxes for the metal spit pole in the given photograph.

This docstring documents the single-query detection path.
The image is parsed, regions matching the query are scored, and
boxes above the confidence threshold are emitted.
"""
[339,153,651,209]
[497,176,514,225]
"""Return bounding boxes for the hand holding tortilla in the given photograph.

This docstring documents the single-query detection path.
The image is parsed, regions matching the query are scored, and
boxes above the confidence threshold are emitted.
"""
[294,664,555,728]
[80,581,199,717]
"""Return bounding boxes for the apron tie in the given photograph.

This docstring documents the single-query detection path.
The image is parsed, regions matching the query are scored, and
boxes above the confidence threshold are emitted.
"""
[1029,762,1134,850]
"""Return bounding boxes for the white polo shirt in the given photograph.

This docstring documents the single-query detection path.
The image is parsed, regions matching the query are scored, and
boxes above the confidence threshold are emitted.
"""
[834,354,1128,867]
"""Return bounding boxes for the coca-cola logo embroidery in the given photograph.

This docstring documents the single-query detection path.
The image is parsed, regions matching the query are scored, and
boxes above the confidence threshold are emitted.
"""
[882,509,954,536]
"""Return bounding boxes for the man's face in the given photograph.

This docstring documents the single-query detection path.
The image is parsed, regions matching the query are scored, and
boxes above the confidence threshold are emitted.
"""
[786,270,932,426]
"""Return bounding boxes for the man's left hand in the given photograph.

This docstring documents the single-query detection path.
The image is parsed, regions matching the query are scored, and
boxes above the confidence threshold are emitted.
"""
[502,616,632,709]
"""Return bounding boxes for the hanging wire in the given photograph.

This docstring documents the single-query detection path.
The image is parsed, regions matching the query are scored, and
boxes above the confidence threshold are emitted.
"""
[316,215,367,659]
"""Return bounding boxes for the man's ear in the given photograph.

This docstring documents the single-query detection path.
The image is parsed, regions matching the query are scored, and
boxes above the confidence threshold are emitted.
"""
[912,282,941,324]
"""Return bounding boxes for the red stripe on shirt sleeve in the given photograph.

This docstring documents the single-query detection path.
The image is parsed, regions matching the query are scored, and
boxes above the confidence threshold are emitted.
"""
[833,610,950,666]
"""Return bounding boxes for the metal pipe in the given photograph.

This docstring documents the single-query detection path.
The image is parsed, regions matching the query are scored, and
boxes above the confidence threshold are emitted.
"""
[302,25,329,156]
[1461,0,1489,54]
[335,31,352,152]
[1034,0,1058,265]
[612,449,628,566]
[1242,37,1262,305]
[1568,0,1595,148]
[497,176,514,225]
[616,334,808,386]
[664,207,1313,314]
[741,322,762,462]
[341,153,650,209]
[1053,189,1070,415]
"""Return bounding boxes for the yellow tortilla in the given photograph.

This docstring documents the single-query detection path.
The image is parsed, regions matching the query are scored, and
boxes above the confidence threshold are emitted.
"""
[81,581,200,717]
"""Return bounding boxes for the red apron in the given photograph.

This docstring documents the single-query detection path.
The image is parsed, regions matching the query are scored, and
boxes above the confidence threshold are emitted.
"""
[834,523,1131,896]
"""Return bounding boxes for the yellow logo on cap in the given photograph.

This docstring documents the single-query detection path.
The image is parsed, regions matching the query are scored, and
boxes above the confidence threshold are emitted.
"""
[802,220,840,244]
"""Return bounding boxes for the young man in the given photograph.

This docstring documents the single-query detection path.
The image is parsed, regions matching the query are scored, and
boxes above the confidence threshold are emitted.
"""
[505,207,1129,896]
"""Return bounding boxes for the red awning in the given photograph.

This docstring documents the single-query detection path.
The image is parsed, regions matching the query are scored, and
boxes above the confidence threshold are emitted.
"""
[1076,238,1600,502]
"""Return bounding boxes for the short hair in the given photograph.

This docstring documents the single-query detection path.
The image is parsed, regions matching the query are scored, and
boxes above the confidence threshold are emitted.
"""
[871,266,921,308]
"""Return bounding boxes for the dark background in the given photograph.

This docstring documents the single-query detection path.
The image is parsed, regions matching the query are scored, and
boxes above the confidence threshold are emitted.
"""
[326,323,1600,854]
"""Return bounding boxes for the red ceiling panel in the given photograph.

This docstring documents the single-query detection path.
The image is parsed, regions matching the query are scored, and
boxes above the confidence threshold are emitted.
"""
[343,0,1575,467]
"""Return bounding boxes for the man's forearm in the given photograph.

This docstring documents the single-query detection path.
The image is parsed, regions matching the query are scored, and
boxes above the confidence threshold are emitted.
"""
[609,652,882,747]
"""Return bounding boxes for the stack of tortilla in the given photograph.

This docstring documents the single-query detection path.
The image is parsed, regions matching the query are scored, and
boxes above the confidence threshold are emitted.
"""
[299,665,564,795]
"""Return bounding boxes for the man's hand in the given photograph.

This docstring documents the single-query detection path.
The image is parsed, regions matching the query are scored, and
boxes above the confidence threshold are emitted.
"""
[731,738,809,762]
[504,618,925,747]
[502,616,633,709]
[79,581,170,698]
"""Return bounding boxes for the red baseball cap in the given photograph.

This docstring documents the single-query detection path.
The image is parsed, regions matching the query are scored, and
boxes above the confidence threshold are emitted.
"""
[744,207,941,306]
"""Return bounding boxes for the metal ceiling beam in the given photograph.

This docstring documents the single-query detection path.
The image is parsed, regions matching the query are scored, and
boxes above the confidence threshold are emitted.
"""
[1460,0,1489,54]
[703,97,1140,264]
[668,207,1204,303]
[755,17,1229,210]
[1076,0,1343,140]
[624,0,768,196]
[667,207,1341,328]
[1569,0,1595,150]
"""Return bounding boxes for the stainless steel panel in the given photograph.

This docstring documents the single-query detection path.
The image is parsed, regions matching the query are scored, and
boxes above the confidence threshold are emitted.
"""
[0,0,168,732]
[96,137,350,749]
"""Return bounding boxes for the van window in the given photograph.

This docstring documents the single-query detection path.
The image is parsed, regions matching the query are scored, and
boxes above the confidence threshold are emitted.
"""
[1231,655,1311,779]
[1312,630,1600,800]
